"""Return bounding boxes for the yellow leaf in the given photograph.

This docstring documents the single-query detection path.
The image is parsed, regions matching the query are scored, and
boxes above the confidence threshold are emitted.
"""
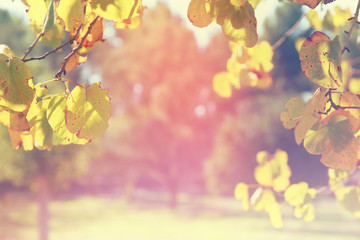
[254,149,291,192]
[0,44,15,58]
[57,0,85,32]
[234,183,249,210]
[247,41,273,73]
[349,78,360,95]
[65,82,111,140]
[251,188,283,228]
[90,0,142,21]
[213,72,237,98]
[306,10,322,30]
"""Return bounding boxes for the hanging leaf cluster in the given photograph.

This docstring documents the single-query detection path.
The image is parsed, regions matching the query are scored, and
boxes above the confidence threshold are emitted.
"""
[213,40,273,97]
[235,149,317,228]
[281,30,360,171]
[0,0,145,150]
[187,0,259,47]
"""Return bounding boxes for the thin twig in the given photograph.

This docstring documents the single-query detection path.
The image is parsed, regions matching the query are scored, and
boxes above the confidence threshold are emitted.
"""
[55,16,100,79]
[23,25,83,62]
[21,32,44,60]
[342,0,360,54]
[272,12,307,51]
[35,77,85,87]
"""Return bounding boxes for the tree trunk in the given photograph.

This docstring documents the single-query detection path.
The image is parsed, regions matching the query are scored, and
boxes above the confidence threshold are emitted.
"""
[38,175,49,240]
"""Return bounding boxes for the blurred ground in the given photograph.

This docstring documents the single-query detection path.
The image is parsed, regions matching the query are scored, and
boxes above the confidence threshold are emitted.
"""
[1,191,360,240]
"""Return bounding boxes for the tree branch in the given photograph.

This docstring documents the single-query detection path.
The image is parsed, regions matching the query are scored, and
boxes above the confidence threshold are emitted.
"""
[342,0,360,54]
[272,12,307,51]
[21,32,45,60]
[23,25,83,63]
[55,16,100,79]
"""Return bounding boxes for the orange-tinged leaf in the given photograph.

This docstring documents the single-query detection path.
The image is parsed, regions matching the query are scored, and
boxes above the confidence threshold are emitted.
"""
[64,53,87,74]
[304,115,359,170]
[230,0,247,7]
[8,128,34,151]
[234,183,249,210]
[295,0,321,9]
[188,0,212,28]
[69,6,104,49]
[114,15,141,29]
[65,82,111,140]
[0,108,30,131]
[0,54,35,112]
[320,137,359,170]
[300,31,342,89]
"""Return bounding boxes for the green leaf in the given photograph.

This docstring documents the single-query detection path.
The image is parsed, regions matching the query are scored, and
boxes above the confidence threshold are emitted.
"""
[47,95,89,145]
[42,0,56,33]
[188,0,212,28]
[304,115,358,170]
[281,88,327,145]
[0,54,35,112]
[34,109,53,151]
[65,82,111,140]
[334,186,360,218]
[299,31,342,88]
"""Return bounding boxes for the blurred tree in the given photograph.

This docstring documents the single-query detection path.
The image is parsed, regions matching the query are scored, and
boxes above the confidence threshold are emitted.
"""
[85,2,230,207]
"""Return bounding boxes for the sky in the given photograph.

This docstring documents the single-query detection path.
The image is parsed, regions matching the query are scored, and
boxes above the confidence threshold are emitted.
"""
[0,0,358,47]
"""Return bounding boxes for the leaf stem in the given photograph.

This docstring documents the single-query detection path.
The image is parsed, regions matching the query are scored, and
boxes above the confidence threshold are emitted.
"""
[272,12,307,51]
[342,0,360,54]
[55,16,100,79]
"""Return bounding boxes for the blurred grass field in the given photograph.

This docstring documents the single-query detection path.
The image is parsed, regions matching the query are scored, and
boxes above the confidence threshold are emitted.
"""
[1,192,360,240]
